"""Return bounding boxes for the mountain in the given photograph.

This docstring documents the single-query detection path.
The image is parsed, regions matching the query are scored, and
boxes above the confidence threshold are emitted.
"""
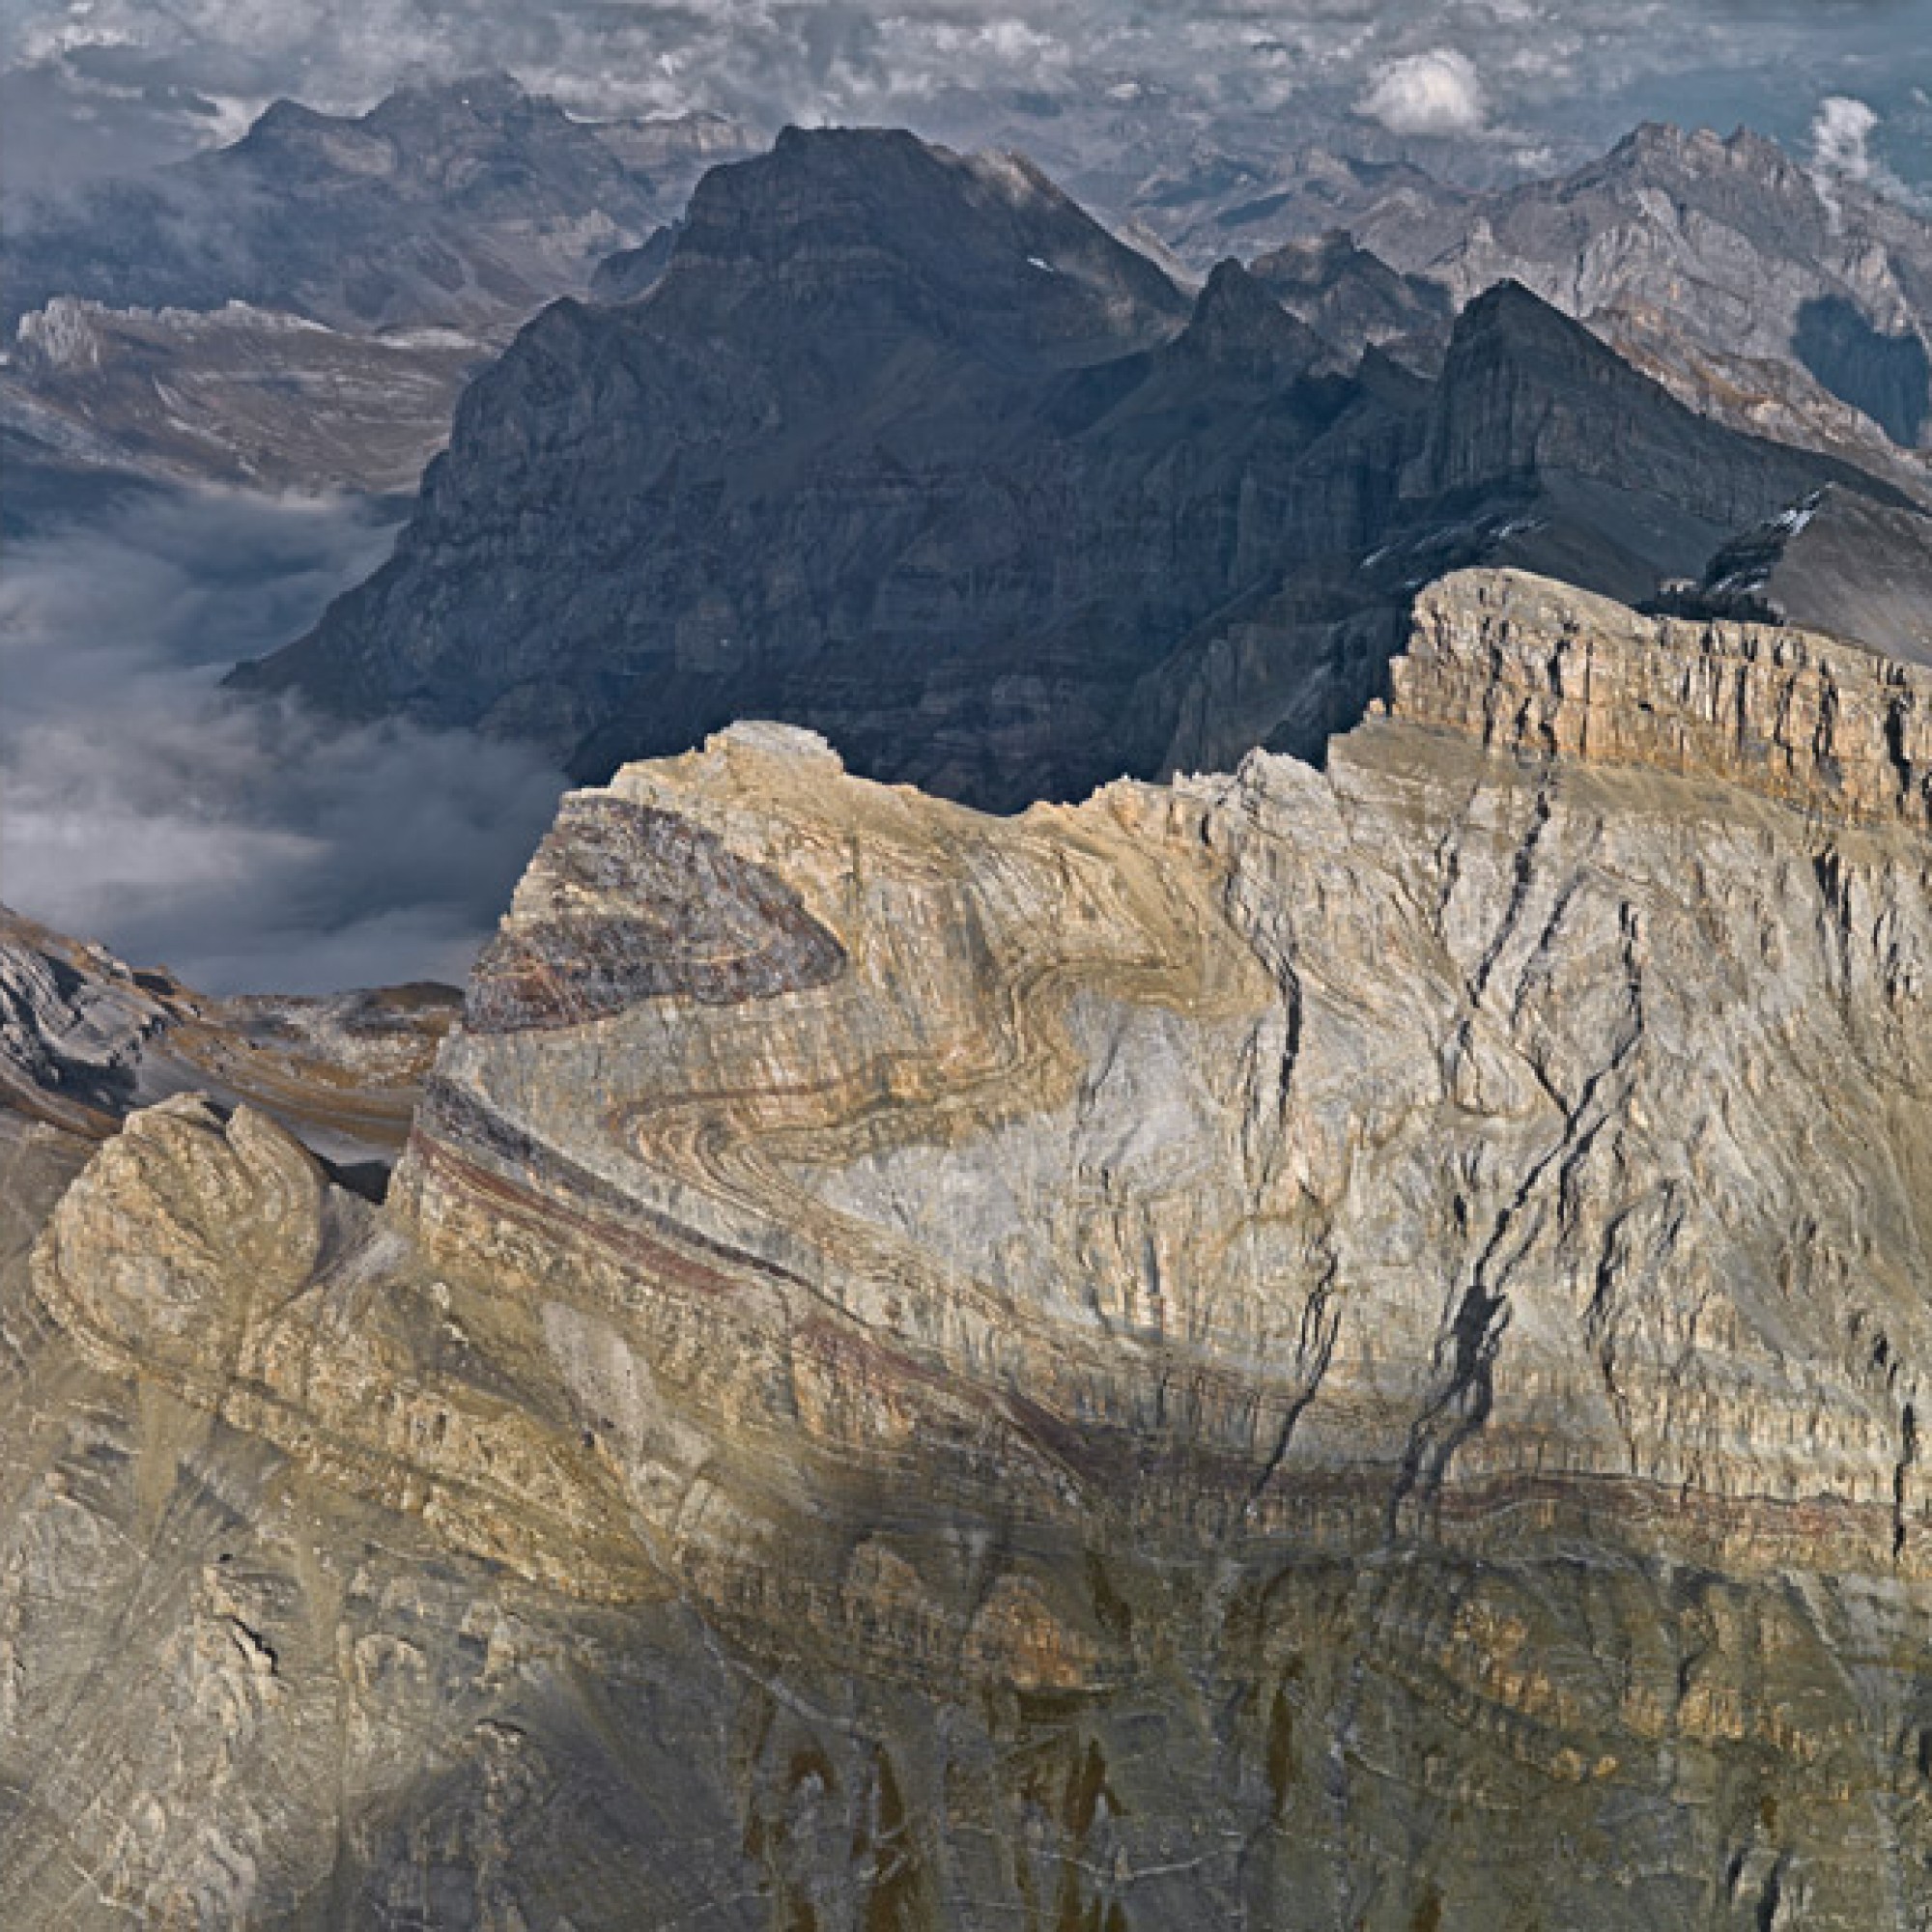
[1294,122,1932,487]
[1135,139,1470,267]
[15,572,1932,1922]
[5,73,667,335]
[232,128,1900,813]
[3,298,487,497]
[0,76,758,503]
[1656,482,1932,668]
[1246,227,1454,369]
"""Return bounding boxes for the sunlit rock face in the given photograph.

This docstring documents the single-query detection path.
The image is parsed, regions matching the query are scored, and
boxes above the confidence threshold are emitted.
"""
[13,571,1932,1925]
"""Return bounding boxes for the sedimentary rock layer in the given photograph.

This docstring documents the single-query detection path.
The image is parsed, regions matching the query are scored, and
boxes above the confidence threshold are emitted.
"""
[13,570,1932,1925]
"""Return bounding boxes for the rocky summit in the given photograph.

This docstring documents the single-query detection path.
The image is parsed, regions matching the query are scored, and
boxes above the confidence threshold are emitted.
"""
[9,570,1932,1924]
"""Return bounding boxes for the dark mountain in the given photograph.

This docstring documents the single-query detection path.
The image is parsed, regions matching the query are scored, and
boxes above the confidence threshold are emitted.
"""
[1656,484,1932,668]
[1246,228,1453,369]
[1145,278,1912,778]
[232,131,1904,813]
[589,224,680,303]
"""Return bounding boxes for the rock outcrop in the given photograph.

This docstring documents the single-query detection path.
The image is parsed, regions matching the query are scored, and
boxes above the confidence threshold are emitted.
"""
[14,571,1932,1923]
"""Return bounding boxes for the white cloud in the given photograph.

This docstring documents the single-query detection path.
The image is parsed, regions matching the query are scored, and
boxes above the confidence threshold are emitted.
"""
[0,487,565,993]
[1356,47,1488,137]
[1811,93,1878,181]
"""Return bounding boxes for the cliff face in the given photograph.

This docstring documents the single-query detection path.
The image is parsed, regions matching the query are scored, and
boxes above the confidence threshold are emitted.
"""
[15,571,1932,1924]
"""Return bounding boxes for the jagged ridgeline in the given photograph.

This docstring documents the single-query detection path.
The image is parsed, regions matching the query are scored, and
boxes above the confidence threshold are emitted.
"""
[10,573,1932,1924]
[229,126,1917,813]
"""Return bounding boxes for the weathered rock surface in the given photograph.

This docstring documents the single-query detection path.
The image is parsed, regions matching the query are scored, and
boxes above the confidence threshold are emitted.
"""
[15,571,1932,1922]
[1319,122,1932,487]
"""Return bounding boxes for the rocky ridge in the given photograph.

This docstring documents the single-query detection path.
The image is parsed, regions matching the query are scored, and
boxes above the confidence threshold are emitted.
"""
[1308,123,1932,486]
[13,571,1932,1923]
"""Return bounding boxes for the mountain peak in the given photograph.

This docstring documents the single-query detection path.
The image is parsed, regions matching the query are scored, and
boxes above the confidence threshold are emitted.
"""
[1606,117,1798,186]
[666,127,1185,363]
[362,71,537,127]
[1176,259,1328,371]
[1449,277,1607,365]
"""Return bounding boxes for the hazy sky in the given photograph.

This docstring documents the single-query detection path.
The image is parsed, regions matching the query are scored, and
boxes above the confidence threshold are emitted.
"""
[6,0,1931,194]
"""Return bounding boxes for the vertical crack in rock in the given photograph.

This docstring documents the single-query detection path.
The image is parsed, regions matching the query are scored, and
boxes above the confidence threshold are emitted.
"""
[1389,1276,1514,1529]
[1244,1261,1341,1519]
[1394,895,1648,1530]
[1895,1401,1919,1560]
[1471,781,1554,1004]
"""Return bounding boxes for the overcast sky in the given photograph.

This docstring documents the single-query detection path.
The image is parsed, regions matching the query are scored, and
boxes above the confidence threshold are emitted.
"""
[5,0,1931,196]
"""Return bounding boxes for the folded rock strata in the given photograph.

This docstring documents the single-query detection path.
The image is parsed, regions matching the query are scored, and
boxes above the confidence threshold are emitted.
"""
[12,569,1932,1925]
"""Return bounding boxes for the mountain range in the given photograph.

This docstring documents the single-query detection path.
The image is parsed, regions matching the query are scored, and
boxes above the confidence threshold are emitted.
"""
[1,74,757,507]
[230,123,1926,814]
[17,58,1932,1927]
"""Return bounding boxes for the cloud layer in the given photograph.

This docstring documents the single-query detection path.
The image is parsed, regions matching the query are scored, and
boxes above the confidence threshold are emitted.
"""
[7,0,1930,198]
[1,486,566,994]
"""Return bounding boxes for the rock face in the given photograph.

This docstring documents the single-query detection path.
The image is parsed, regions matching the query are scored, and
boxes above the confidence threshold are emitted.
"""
[1324,122,1932,482]
[232,124,1897,812]
[15,570,1932,1923]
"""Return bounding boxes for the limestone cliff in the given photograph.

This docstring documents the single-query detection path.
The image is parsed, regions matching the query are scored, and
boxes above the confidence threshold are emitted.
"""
[13,571,1932,1925]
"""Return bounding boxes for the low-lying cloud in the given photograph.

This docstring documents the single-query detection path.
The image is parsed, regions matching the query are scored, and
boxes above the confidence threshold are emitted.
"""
[1,484,567,994]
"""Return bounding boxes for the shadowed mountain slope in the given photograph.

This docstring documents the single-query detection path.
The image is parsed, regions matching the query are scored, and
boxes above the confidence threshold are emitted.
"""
[233,128,1902,811]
